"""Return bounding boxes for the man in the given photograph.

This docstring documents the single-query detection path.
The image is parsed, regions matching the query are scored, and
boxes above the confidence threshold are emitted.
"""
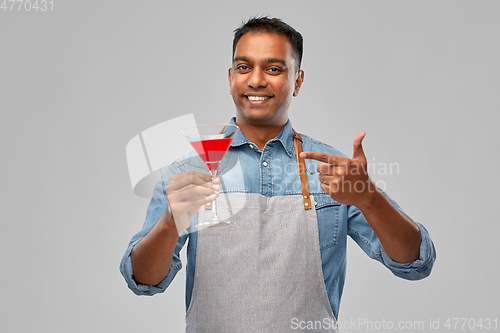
[120,17,436,332]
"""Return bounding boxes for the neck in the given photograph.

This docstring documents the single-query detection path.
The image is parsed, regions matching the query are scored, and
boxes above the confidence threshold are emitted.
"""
[235,118,287,151]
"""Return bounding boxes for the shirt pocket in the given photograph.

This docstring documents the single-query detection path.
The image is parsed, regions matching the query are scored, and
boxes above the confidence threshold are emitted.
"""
[313,194,341,250]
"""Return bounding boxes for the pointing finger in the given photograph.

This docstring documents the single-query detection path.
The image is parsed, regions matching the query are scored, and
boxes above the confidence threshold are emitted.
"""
[300,151,351,165]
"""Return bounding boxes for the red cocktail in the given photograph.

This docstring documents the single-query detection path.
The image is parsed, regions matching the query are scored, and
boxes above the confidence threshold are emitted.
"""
[182,123,239,228]
[189,137,234,171]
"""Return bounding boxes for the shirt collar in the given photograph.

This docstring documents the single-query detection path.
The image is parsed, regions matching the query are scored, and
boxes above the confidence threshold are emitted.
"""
[229,117,295,158]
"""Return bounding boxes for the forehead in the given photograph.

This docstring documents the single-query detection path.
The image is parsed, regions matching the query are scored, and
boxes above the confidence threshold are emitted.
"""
[234,31,294,62]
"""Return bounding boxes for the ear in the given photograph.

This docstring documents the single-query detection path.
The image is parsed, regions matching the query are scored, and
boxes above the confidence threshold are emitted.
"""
[228,68,233,87]
[293,70,304,97]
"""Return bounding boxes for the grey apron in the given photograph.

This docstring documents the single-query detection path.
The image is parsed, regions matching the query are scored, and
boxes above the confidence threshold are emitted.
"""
[185,132,338,333]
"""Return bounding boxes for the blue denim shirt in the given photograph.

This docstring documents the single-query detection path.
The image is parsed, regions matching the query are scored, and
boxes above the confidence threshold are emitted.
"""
[120,118,436,320]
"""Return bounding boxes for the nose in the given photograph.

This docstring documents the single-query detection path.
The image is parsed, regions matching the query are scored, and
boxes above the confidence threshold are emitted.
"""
[247,68,267,88]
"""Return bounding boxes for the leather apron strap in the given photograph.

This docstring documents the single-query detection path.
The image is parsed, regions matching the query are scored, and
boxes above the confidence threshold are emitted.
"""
[292,129,312,210]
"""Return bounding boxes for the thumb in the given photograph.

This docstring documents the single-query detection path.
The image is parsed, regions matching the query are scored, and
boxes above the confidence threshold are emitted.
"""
[352,131,367,162]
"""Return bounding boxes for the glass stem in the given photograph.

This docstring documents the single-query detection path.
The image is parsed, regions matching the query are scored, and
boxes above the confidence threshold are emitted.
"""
[211,169,220,222]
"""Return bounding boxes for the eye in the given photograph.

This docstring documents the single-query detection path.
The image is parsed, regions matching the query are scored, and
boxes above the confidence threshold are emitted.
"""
[236,65,251,72]
[267,67,283,74]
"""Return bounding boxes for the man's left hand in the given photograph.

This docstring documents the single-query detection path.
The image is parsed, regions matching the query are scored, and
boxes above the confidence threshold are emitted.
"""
[300,132,377,207]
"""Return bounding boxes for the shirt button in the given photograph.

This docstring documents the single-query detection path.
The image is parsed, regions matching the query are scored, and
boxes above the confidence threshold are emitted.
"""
[262,161,268,167]
[249,144,254,149]
[315,201,318,206]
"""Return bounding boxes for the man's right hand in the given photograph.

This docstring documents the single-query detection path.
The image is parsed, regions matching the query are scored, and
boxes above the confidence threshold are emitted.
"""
[165,171,220,232]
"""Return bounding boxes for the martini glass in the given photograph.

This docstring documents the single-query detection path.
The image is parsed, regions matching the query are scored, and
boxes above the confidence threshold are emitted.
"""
[182,123,239,229]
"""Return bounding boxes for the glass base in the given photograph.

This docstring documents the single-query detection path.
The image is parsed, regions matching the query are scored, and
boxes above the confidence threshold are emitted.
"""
[195,220,235,229]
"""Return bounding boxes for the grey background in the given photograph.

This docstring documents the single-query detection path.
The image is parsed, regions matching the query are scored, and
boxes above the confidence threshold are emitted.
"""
[1,0,498,332]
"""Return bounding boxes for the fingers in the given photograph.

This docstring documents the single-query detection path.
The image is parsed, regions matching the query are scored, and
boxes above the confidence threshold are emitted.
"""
[300,151,350,165]
[173,191,219,211]
[302,155,361,178]
[352,131,366,162]
[166,170,220,208]
[169,191,220,232]
[316,162,348,176]
[319,182,336,195]
[317,173,342,184]
[170,183,217,200]
[168,170,213,183]
[301,131,368,164]
[319,181,345,197]
[168,171,216,192]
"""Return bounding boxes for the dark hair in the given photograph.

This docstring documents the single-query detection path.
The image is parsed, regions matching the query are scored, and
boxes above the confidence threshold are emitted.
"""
[232,16,303,72]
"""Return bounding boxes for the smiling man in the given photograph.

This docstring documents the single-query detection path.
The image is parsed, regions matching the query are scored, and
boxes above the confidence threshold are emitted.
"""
[120,17,436,332]
[229,30,303,150]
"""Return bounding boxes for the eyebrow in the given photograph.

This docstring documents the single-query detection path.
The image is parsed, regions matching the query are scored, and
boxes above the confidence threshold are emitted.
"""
[233,56,288,67]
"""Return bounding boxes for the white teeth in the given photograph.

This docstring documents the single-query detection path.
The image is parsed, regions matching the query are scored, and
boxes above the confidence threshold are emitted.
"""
[247,96,270,101]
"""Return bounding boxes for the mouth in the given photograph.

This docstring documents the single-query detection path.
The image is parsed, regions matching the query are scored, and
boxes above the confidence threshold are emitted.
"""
[244,94,272,102]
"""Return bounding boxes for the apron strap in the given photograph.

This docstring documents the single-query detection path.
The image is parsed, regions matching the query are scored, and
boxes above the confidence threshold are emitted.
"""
[205,128,312,210]
[293,129,312,210]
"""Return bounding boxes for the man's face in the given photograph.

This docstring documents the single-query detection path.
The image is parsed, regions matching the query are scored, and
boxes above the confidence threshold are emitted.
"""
[228,31,304,126]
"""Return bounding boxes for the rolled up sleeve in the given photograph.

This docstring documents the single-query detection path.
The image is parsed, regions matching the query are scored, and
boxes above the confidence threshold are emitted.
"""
[380,222,436,280]
[120,233,187,296]
[347,193,436,281]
